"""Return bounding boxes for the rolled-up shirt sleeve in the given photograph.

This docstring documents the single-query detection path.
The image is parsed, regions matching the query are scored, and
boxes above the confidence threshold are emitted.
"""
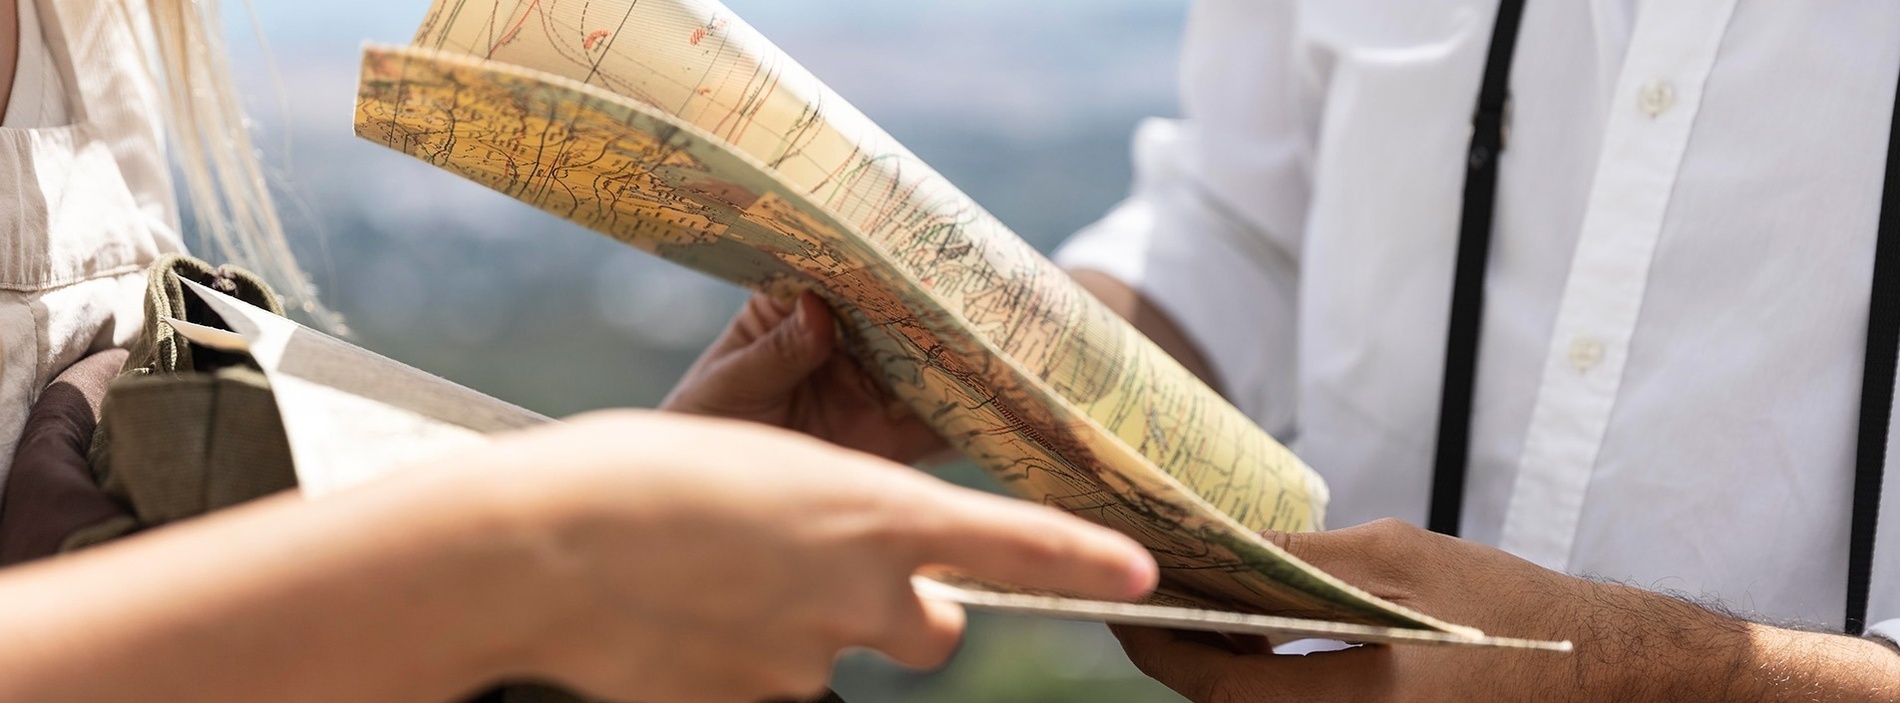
[1871,619,1900,653]
[1054,0,1310,438]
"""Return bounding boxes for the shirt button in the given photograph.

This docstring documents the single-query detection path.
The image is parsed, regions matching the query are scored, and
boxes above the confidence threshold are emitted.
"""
[1568,336,1606,372]
[1637,79,1676,118]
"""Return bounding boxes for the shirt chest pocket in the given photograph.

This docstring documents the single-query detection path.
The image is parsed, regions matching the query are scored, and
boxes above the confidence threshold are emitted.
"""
[0,123,160,293]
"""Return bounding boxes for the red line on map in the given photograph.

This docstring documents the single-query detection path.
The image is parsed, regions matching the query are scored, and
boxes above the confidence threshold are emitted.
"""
[488,0,541,58]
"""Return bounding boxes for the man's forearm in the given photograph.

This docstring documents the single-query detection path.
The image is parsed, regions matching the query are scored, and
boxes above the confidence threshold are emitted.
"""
[1587,582,1900,701]
[1726,621,1900,700]
[0,466,550,702]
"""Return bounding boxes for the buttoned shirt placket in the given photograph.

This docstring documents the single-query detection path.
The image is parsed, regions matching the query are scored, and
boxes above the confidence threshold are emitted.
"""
[1500,0,1743,570]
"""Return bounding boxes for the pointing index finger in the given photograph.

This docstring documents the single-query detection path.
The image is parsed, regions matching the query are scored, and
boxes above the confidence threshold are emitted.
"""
[903,488,1158,602]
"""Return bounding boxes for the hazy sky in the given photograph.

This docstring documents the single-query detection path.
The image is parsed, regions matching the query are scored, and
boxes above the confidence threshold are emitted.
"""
[230,0,1187,46]
[224,0,1189,134]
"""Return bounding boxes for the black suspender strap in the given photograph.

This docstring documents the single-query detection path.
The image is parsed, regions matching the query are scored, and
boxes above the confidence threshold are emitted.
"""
[1428,0,1528,536]
[1846,68,1900,636]
[1430,2,1889,633]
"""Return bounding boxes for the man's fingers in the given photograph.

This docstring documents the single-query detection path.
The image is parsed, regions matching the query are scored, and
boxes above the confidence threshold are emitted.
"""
[702,293,792,355]
[906,489,1157,602]
[1111,626,1242,703]
[1114,625,1397,703]
[713,293,835,400]
[813,353,953,463]
[1260,518,1436,594]
[1260,528,1365,585]
[881,420,954,465]
[666,293,815,413]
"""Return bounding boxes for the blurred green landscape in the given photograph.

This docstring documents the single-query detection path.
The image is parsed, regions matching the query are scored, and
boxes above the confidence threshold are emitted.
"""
[218,1,1190,700]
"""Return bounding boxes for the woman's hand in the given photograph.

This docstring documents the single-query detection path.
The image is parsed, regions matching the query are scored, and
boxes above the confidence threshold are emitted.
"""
[477,411,1157,702]
[0,411,1154,703]
[663,292,950,464]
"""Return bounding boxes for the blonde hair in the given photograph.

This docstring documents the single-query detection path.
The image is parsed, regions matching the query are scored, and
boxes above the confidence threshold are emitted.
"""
[125,0,343,329]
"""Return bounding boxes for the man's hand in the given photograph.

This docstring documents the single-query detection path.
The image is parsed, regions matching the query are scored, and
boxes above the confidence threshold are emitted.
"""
[1115,519,1900,702]
[663,291,949,463]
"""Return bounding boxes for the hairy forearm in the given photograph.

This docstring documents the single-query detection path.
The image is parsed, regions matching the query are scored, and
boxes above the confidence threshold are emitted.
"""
[0,467,550,702]
[1721,622,1900,700]
[1584,583,1900,701]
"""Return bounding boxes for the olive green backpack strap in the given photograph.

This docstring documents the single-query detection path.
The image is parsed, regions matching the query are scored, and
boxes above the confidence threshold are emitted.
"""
[73,254,297,550]
[118,252,286,379]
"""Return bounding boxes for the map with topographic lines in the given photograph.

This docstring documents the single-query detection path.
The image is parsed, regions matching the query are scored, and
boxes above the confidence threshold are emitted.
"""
[353,0,1487,637]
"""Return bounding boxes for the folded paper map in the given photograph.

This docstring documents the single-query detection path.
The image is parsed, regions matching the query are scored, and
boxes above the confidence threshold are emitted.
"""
[344,0,1568,648]
[169,280,1566,652]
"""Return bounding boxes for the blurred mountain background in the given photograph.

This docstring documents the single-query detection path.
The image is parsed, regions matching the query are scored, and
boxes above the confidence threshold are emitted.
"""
[220,1,1191,700]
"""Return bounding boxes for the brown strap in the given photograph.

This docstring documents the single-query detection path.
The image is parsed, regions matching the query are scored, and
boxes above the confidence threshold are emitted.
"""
[0,348,132,565]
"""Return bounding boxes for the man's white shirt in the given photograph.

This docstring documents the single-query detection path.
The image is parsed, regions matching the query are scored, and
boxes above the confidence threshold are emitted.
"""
[1056,0,1900,638]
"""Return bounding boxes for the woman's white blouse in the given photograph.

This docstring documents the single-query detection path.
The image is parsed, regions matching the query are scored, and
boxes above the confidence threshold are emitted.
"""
[4,0,65,129]
[1056,0,1900,637]
[0,0,182,496]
